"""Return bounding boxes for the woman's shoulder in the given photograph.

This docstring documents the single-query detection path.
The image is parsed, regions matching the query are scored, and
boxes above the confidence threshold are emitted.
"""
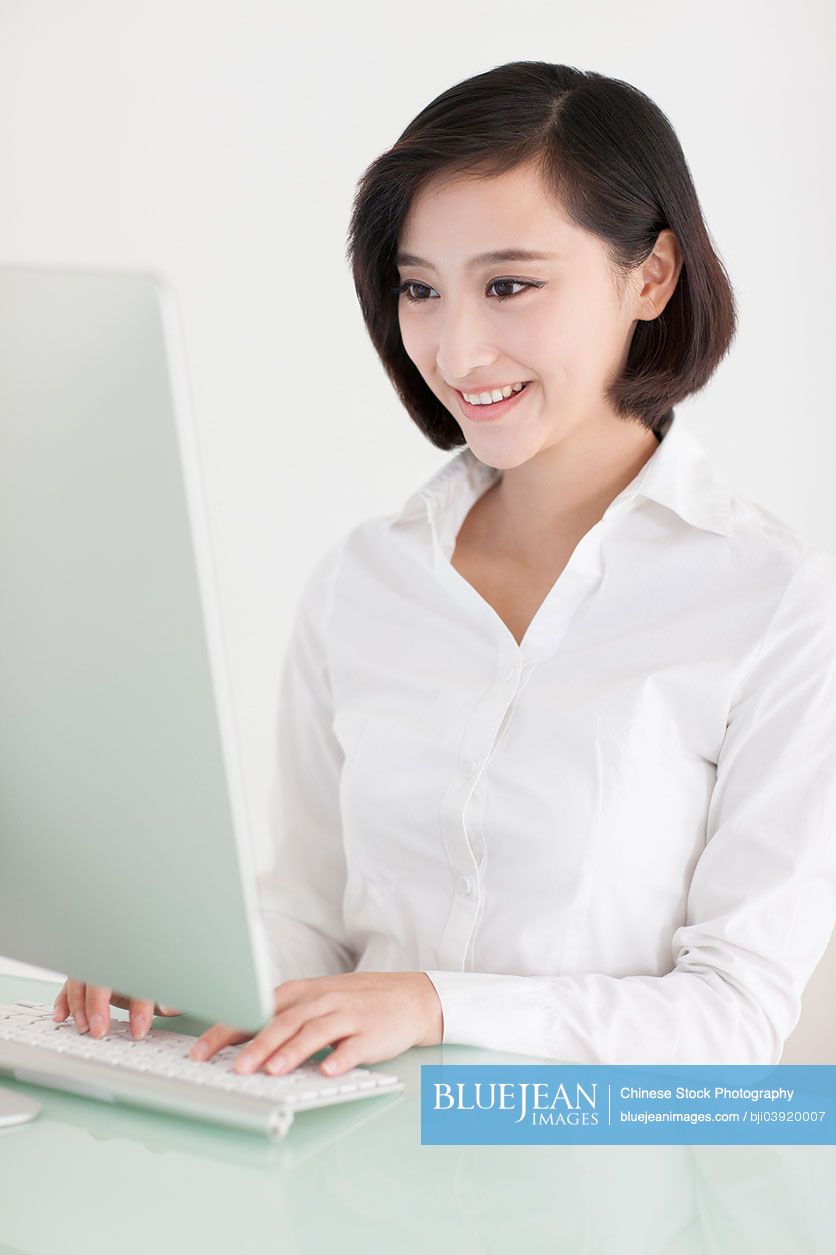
[300,508,419,607]
[724,483,836,597]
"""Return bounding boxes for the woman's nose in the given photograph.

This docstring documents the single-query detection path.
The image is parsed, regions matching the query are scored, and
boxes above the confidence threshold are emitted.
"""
[435,307,496,383]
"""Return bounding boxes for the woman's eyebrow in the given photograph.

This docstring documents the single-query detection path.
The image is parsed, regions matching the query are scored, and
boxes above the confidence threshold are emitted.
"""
[396,248,558,270]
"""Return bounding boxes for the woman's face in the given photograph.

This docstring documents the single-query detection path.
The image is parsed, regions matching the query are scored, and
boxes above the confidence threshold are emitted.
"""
[396,161,648,469]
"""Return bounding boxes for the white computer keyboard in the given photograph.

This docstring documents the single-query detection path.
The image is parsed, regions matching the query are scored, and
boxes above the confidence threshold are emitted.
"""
[0,1000,403,1141]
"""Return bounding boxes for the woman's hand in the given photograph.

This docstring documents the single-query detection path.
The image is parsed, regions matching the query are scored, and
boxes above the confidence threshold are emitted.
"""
[53,978,182,1039]
[188,971,444,1077]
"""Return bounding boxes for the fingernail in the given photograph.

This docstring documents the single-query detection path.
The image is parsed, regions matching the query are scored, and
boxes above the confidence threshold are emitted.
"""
[321,1058,336,1073]
[266,1054,287,1074]
[235,1054,257,1074]
[76,1015,89,1034]
[190,1041,209,1060]
[89,1013,104,1037]
[132,1015,149,1039]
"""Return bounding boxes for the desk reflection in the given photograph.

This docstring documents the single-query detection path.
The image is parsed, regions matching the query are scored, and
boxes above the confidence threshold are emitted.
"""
[1,1038,834,1255]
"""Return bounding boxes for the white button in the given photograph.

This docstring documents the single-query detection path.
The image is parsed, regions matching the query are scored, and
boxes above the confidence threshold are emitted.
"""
[461,759,476,778]
[456,876,473,896]
[501,664,516,682]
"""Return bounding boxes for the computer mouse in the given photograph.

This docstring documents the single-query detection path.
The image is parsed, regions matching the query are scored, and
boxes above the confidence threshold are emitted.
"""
[0,1084,43,1129]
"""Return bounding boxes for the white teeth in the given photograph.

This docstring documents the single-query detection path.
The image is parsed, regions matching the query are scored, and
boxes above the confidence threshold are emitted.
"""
[463,381,527,405]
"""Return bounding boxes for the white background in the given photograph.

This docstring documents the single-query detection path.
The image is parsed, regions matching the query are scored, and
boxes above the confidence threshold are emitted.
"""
[1,0,833,1060]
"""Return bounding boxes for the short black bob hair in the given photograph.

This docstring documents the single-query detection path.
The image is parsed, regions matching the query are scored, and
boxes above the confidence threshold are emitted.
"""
[346,61,737,448]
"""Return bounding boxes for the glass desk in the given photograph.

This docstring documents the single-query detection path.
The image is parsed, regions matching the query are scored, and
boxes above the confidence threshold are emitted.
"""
[1,973,834,1254]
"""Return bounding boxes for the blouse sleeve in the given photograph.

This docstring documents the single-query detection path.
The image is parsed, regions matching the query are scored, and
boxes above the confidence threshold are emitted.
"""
[423,547,836,1064]
[254,539,359,987]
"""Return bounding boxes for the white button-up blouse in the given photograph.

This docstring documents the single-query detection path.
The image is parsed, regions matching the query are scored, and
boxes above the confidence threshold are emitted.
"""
[256,414,836,1064]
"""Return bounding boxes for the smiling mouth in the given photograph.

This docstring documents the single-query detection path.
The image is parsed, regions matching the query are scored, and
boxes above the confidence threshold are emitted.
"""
[456,381,530,406]
[454,380,532,421]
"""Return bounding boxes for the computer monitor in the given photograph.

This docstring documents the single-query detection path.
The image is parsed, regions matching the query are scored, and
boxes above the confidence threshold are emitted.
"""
[0,263,276,1032]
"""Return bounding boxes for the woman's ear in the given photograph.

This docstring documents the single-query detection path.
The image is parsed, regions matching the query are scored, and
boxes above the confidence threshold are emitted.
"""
[636,229,683,321]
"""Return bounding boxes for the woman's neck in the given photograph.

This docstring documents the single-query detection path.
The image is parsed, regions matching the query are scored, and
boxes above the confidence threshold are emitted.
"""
[475,416,661,565]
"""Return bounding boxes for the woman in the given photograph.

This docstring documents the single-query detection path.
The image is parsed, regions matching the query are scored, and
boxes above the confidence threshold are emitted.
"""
[57,61,836,1074]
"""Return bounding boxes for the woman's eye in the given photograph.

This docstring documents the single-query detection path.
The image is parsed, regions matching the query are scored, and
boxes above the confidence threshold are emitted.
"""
[393,278,539,303]
[395,281,436,302]
[487,279,527,299]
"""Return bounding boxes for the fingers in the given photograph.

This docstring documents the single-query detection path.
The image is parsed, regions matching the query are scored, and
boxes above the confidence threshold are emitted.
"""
[114,996,182,1036]
[189,1024,251,1062]
[235,1008,352,1077]
[316,1034,367,1077]
[65,979,90,1034]
[52,981,69,1024]
[52,981,176,1040]
[74,984,146,1040]
[85,985,114,1039]
[126,999,156,1040]
[260,1013,352,1076]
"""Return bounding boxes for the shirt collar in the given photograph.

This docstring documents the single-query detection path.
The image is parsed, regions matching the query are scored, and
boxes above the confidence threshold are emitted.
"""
[384,412,734,540]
